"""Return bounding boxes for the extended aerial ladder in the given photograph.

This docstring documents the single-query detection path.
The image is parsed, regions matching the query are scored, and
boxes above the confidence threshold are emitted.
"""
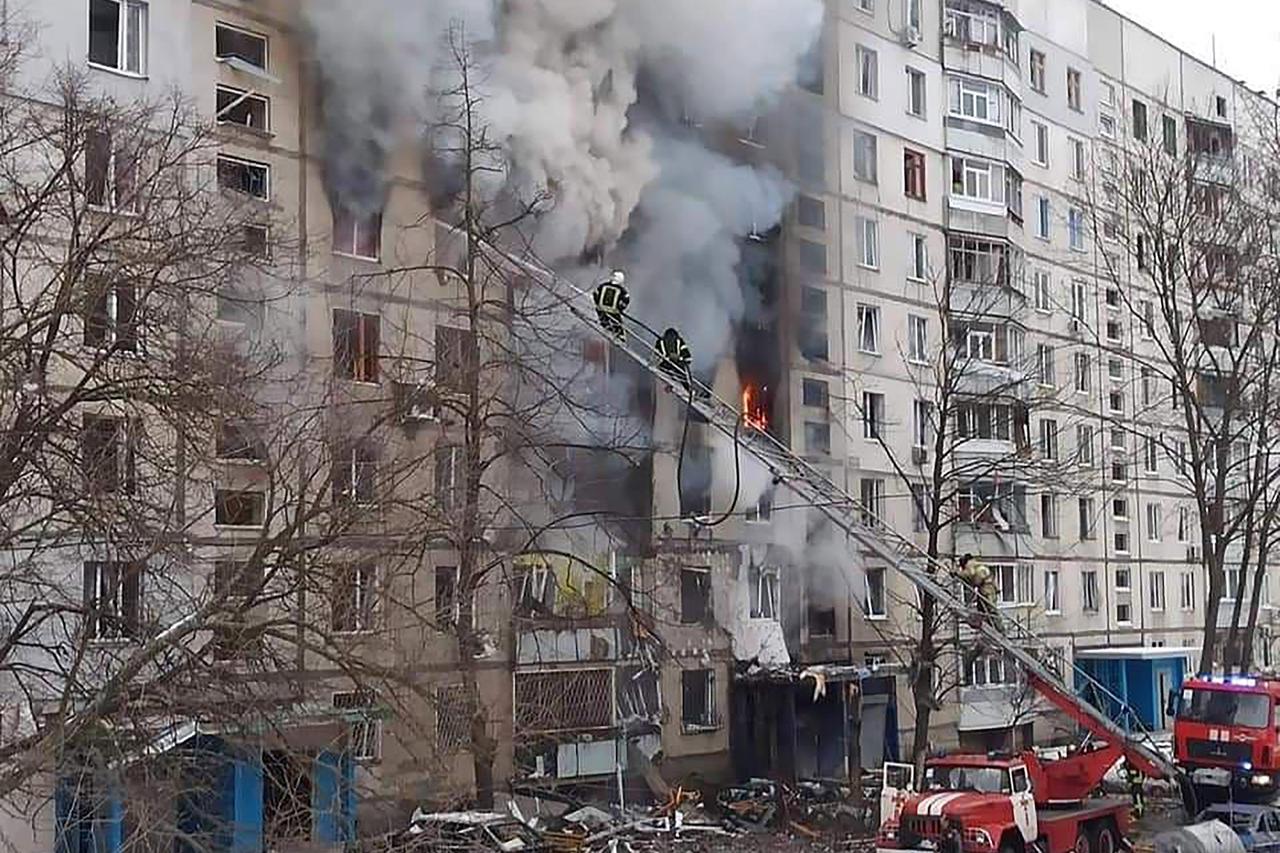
[489,243,1190,805]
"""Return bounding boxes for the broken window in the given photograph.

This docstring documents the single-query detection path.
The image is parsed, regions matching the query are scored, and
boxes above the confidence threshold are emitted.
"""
[331,204,382,260]
[89,0,147,74]
[809,606,836,636]
[85,128,137,212]
[215,85,270,131]
[241,224,270,258]
[214,488,264,527]
[435,565,459,628]
[215,421,264,462]
[515,670,612,733]
[213,559,263,600]
[215,23,267,71]
[84,277,138,350]
[82,414,136,494]
[331,562,378,633]
[334,691,382,762]
[435,325,479,392]
[748,564,780,620]
[332,309,379,382]
[216,154,269,200]
[681,669,717,730]
[512,560,556,617]
[617,667,661,723]
[679,566,711,624]
[83,560,143,640]
[435,684,473,752]
[434,444,462,514]
[864,567,886,617]
[799,286,829,361]
[679,442,712,518]
[332,439,378,505]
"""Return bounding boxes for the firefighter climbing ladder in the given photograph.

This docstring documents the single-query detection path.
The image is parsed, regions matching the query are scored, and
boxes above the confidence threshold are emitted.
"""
[489,242,1183,786]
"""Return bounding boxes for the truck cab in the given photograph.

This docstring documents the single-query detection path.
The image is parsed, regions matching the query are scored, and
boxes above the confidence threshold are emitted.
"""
[878,747,1129,853]
[878,755,1039,853]
[1173,675,1280,801]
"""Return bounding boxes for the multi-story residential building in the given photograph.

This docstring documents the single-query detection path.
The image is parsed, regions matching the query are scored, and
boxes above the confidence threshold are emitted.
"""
[3,1,1278,851]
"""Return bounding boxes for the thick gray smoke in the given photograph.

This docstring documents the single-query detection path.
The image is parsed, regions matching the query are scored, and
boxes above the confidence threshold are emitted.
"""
[302,0,823,363]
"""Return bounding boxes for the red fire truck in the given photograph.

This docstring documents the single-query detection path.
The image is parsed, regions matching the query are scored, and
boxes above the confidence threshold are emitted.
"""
[876,741,1132,853]
[1172,673,1280,802]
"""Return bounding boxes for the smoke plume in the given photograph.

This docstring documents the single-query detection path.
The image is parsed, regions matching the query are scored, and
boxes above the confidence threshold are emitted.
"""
[301,0,823,363]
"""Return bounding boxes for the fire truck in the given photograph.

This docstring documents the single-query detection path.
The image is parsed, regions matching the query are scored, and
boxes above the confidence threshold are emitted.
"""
[1172,673,1280,802]
[876,744,1132,853]
[496,250,1198,851]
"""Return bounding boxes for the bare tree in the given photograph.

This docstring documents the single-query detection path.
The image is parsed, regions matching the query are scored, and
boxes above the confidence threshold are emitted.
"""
[1091,100,1280,673]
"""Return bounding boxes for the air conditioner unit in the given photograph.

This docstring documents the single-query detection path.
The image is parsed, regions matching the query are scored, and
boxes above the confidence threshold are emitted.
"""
[902,27,921,46]
[1187,544,1202,563]
[1069,318,1082,335]
[912,446,929,464]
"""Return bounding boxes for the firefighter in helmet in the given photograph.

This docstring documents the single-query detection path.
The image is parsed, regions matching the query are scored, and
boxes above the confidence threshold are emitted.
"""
[954,553,997,617]
[655,327,693,391]
[592,270,630,340]
[1124,760,1145,818]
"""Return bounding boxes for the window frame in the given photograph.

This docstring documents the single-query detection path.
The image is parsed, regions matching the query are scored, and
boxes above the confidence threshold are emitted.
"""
[906,67,927,117]
[856,44,879,99]
[904,148,927,200]
[88,0,148,76]
[216,153,270,201]
[332,205,383,261]
[856,303,881,354]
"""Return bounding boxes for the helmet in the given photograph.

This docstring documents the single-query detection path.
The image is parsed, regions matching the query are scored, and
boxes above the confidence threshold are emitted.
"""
[610,270,626,285]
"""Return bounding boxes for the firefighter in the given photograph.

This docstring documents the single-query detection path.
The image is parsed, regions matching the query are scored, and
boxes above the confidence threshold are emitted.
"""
[1125,761,1145,819]
[592,270,630,339]
[655,327,693,391]
[954,553,997,617]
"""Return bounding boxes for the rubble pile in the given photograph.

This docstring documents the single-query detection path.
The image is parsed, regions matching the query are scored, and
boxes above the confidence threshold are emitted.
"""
[386,778,877,852]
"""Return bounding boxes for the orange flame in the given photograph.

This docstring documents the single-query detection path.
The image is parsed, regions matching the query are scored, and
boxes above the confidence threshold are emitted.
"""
[742,383,769,431]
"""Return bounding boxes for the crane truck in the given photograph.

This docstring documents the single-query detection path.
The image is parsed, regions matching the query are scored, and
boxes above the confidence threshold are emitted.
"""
[490,246,1200,852]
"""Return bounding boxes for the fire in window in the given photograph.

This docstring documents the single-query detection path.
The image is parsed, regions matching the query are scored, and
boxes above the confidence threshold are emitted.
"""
[82,414,137,494]
[332,439,378,505]
[85,129,137,212]
[331,562,378,633]
[681,669,717,731]
[332,203,382,260]
[82,560,143,640]
[84,277,138,350]
[332,309,380,382]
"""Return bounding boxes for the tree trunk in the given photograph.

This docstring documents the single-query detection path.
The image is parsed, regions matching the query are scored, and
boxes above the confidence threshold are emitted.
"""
[1199,535,1224,673]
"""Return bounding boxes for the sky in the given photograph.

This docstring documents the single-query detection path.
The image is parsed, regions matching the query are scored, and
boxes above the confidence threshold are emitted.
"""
[1105,0,1280,95]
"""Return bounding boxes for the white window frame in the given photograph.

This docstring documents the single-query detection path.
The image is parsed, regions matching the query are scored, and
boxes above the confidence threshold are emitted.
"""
[858,217,880,268]
[1033,269,1051,311]
[1077,425,1094,466]
[85,129,138,214]
[1039,419,1059,461]
[1044,568,1060,614]
[216,154,270,201]
[1036,344,1055,387]
[913,399,932,449]
[1082,570,1099,611]
[864,567,887,619]
[1144,435,1159,473]
[1036,196,1050,240]
[1069,137,1086,179]
[906,67,926,117]
[857,303,881,354]
[856,45,879,99]
[1146,503,1162,542]
[1033,121,1049,166]
[1041,492,1059,538]
[992,562,1034,607]
[862,391,885,439]
[1029,49,1045,93]
[907,315,928,363]
[909,233,928,281]
[89,0,148,76]
[853,131,878,183]
[1180,572,1196,610]
[1068,207,1086,251]
[948,75,1002,125]
[1074,352,1090,394]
